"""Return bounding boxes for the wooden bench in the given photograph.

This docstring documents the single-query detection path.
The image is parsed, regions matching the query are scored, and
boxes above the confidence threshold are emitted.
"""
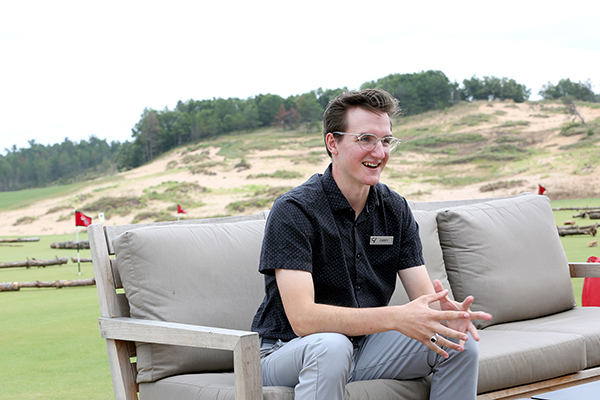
[90,196,600,400]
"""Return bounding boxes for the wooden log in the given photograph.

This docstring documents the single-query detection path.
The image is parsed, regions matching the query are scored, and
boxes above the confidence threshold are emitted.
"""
[0,277,96,291]
[552,207,600,211]
[50,240,90,249]
[0,237,40,243]
[590,212,600,220]
[557,227,597,237]
[557,224,600,231]
[0,256,69,269]
[70,257,93,263]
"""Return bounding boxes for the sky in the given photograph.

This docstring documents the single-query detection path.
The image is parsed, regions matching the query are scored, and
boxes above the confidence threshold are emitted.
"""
[1,0,599,152]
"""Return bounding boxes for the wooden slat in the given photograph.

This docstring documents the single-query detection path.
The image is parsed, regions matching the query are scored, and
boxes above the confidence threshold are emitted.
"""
[116,293,130,318]
[477,366,600,399]
[105,339,138,400]
[569,262,600,278]
[110,258,123,289]
[126,341,137,359]
[234,334,263,400]
[99,317,258,351]
[89,224,121,318]
[104,211,269,254]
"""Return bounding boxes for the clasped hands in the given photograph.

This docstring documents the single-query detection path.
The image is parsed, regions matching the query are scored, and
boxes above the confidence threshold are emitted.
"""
[404,279,492,359]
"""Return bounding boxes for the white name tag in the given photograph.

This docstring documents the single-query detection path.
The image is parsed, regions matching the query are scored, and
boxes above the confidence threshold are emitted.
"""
[370,236,394,245]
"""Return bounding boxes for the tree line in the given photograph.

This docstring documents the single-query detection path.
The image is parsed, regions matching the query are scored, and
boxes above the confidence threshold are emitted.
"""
[1,72,597,192]
[0,137,120,192]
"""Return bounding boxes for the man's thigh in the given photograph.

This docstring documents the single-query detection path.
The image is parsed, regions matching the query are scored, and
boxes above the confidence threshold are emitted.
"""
[350,331,438,382]
[261,333,353,387]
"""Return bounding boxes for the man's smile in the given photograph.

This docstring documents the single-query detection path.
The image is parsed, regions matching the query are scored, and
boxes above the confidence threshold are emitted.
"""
[362,162,380,169]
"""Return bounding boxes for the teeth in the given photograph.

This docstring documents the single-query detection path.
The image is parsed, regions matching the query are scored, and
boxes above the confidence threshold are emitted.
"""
[363,162,378,168]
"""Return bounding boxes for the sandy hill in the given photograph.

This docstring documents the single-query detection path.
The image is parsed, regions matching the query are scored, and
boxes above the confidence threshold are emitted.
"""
[2,100,600,237]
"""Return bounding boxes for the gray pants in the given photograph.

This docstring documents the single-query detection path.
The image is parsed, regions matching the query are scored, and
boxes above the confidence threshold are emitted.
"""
[260,331,479,400]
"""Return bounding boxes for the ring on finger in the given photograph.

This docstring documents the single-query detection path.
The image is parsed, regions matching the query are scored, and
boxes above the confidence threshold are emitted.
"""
[430,333,439,344]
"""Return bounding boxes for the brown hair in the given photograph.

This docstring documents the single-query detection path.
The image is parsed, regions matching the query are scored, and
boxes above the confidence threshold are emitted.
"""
[322,88,399,157]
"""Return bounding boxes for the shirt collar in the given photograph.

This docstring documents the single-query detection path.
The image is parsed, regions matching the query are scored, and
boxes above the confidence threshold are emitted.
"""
[321,164,380,212]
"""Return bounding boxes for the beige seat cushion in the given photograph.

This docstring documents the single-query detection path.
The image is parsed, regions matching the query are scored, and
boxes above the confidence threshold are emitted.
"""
[486,307,600,367]
[113,220,267,383]
[436,194,575,329]
[140,373,430,400]
[477,330,586,394]
[390,209,453,305]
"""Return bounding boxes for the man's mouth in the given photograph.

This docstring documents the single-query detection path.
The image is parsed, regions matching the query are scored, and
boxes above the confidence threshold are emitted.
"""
[362,162,380,169]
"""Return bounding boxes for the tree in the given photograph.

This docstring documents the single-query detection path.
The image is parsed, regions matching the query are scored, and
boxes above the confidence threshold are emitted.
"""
[315,87,347,109]
[361,70,455,115]
[255,94,284,127]
[462,75,530,102]
[539,79,598,102]
[132,108,162,162]
[273,104,300,130]
[296,92,324,132]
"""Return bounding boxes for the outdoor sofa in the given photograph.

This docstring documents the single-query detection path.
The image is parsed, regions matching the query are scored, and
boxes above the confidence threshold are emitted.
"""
[89,193,600,400]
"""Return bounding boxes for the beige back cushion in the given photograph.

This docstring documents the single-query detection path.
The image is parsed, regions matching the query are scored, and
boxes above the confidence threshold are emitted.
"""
[113,219,267,383]
[436,195,575,329]
[389,209,453,305]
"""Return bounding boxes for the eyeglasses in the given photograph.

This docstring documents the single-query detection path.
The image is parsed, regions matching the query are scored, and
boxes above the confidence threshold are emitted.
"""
[332,132,401,154]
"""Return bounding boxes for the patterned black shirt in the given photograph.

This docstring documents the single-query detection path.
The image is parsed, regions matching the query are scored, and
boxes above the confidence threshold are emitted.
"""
[251,165,424,340]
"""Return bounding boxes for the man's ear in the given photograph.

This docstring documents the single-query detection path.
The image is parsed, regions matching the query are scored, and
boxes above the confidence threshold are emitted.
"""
[325,132,338,155]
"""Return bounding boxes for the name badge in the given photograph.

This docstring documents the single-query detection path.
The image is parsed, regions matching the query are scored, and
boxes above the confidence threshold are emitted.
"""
[370,236,394,245]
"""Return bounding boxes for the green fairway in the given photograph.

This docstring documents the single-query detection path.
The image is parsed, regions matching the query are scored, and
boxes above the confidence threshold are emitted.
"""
[0,184,86,211]
[1,198,599,398]
[0,287,112,399]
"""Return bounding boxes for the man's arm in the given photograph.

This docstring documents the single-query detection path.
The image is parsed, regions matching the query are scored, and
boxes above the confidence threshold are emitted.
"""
[276,268,471,358]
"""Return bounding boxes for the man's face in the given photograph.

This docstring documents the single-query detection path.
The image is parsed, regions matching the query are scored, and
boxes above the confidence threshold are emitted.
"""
[328,107,392,189]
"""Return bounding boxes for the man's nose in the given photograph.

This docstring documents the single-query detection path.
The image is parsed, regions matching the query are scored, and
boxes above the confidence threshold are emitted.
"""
[370,139,387,157]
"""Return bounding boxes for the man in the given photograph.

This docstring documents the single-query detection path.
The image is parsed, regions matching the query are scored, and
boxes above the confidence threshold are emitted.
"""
[251,89,492,400]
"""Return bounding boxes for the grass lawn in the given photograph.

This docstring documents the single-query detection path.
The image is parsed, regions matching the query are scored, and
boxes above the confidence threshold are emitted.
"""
[1,197,599,398]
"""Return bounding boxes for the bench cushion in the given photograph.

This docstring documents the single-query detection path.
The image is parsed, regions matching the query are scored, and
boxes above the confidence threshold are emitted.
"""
[477,330,586,394]
[486,307,600,367]
[436,195,575,329]
[139,373,430,400]
[389,209,453,305]
[113,220,267,383]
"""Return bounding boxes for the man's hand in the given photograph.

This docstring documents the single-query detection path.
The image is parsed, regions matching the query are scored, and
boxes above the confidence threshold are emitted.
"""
[398,289,472,358]
[432,279,492,344]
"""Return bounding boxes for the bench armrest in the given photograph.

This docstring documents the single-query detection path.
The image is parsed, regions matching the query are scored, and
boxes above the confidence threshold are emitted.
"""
[99,317,262,400]
[569,262,600,278]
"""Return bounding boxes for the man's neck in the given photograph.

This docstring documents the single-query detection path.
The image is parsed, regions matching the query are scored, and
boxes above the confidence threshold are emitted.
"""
[331,167,370,219]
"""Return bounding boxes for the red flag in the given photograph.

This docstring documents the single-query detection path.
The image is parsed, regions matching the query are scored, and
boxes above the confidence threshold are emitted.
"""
[177,205,187,214]
[75,211,92,227]
[538,184,546,195]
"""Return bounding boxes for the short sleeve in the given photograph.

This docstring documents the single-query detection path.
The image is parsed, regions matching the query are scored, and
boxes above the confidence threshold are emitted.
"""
[259,197,315,275]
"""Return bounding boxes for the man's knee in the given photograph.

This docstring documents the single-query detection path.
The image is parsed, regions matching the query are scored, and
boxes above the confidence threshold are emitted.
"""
[303,333,354,374]
[462,335,479,364]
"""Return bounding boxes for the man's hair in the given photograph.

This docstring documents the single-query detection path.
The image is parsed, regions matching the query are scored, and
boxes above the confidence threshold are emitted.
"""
[322,88,400,157]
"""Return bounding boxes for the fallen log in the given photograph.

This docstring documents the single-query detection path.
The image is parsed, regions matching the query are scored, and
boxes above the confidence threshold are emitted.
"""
[557,223,600,231]
[557,226,597,237]
[572,211,600,218]
[0,237,40,243]
[50,240,90,249]
[552,207,600,211]
[0,277,96,292]
[0,256,69,269]
[70,257,92,263]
